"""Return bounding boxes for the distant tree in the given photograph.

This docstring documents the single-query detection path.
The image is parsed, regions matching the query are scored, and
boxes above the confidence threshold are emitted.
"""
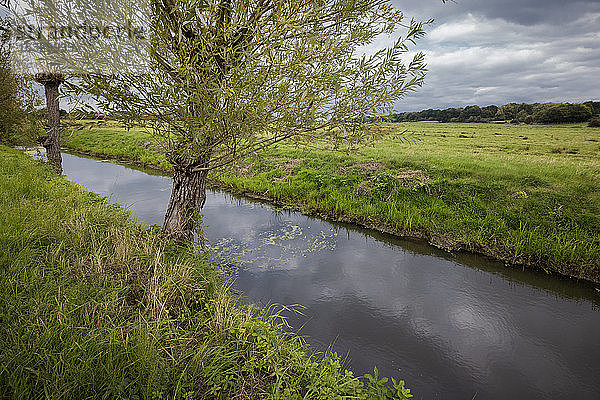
[583,101,600,116]
[515,109,529,123]
[494,108,506,121]
[532,102,553,114]
[568,104,594,122]
[419,108,437,121]
[518,103,533,115]
[406,112,419,122]
[481,105,498,120]
[587,117,600,127]
[496,103,519,121]
[439,107,461,122]
[460,105,482,122]
[533,104,592,124]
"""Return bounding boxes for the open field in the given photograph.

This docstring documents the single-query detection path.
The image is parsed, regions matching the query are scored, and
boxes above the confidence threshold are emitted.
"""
[62,122,170,169]
[0,146,410,399]
[62,121,600,282]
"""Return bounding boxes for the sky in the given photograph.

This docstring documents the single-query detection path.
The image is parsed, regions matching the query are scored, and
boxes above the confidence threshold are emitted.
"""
[4,0,599,113]
[391,0,600,111]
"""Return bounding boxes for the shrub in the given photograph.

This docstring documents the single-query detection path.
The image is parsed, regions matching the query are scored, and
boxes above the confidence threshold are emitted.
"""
[588,117,600,127]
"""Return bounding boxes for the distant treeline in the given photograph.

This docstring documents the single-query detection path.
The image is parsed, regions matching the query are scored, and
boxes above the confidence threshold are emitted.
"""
[38,102,600,125]
[389,101,600,124]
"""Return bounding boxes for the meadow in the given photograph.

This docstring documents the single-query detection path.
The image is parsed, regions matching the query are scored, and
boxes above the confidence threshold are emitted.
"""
[62,121,600,282]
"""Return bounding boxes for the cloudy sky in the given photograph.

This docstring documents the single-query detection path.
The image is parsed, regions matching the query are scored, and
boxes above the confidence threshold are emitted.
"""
[5,0,598,112]
[391,0,600,111]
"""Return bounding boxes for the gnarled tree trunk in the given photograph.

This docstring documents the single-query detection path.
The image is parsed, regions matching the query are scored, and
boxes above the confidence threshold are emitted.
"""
[35,72,64,174]
[162,164,210,242]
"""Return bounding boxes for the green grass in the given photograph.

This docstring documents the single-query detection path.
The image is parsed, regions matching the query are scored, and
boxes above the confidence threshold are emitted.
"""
[62,120,170,169]
[61,122,600,282]
[0,146,413,399]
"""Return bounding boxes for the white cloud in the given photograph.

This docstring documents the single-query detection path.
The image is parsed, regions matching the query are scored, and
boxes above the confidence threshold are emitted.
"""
[427,14,513,44]
[394,8,600,111]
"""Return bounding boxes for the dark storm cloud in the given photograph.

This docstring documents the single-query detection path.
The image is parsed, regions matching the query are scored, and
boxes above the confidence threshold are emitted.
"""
[388,0,600,111]
[396,0,600,25]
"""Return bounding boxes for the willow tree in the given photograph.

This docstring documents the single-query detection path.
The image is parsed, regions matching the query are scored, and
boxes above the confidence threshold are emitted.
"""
[4,0,70,172]
[34,71,64,173]
[14,0,430,241]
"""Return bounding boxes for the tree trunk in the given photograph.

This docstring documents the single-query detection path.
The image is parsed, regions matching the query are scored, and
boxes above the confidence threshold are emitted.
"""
[162,165,210,242]
[35,73,64,174]
[43,81,62,173]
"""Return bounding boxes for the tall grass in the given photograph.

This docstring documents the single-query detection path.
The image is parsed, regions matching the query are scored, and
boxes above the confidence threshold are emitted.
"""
[0,146,412,399]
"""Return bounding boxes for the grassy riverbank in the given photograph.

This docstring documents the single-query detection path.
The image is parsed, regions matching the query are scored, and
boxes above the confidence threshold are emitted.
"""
[62,121,600,282]
[0,146,412,399]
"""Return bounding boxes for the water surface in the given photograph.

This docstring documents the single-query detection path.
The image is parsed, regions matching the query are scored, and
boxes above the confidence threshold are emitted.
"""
[61,152,600,400]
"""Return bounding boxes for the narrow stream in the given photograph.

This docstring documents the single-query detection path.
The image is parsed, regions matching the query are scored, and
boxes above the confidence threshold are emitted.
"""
[61,152,600,400]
